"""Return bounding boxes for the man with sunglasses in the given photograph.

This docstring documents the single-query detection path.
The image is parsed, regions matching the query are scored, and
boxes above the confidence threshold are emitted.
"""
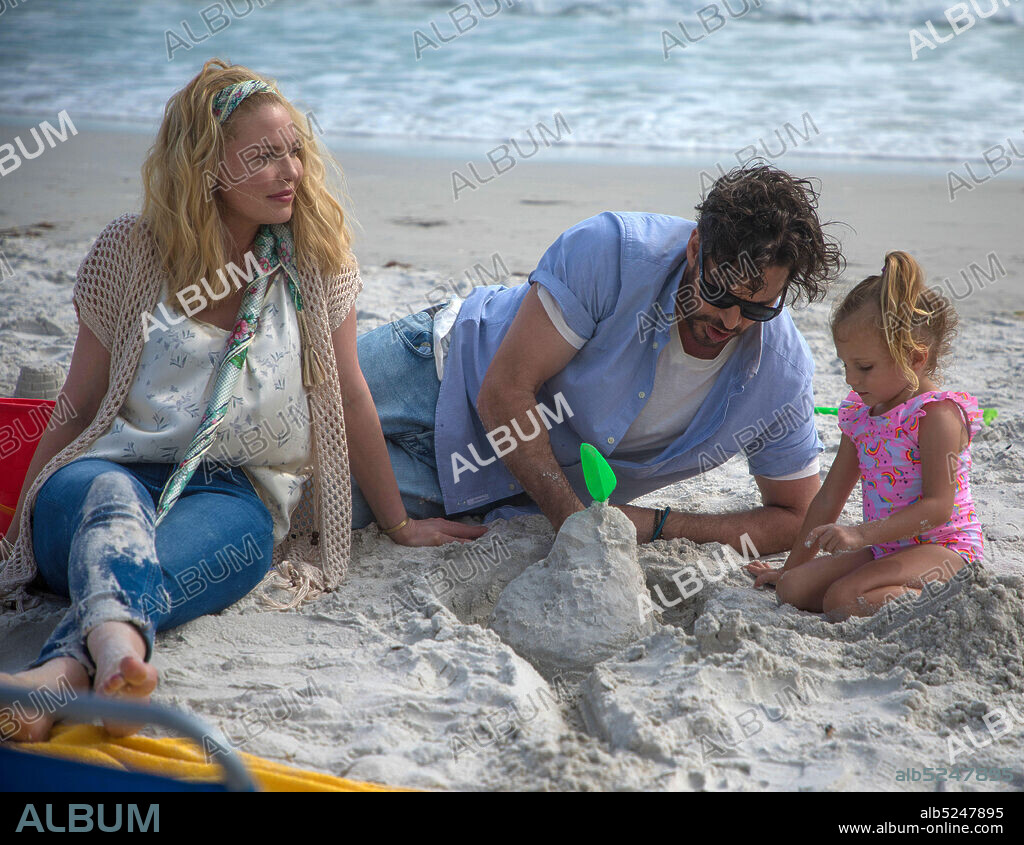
[353,165,844,555]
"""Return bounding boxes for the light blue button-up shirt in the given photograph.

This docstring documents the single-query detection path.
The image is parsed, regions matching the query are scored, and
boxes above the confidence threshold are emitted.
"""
[434,211,823,514]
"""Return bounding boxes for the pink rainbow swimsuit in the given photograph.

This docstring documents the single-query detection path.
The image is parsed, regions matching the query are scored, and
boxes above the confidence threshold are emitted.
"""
[837,389,984,565]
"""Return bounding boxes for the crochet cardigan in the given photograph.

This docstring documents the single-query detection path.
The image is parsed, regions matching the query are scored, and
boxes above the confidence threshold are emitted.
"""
[0,214,362,611]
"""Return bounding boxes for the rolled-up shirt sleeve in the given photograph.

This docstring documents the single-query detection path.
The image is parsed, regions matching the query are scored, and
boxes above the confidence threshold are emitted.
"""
[759,457,821,482]
[527,211,623,343]
[743,380,824,480]
[535,286,587,349]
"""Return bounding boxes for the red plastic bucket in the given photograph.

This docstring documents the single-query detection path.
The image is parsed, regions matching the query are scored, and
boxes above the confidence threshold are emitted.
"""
[0,398,56,536]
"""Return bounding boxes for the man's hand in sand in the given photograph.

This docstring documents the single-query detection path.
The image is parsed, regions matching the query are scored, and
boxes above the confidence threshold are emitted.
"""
[389,518,487,547]
[805,522,865,555]
[747,560,783,587]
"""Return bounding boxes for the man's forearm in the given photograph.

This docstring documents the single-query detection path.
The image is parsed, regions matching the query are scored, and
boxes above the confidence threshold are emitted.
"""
[621,503,804,555]
[476,385,803,549]
[476,387,583,529]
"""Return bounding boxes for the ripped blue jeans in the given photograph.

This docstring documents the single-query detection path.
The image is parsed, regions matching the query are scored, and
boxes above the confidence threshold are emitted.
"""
[29,458,275,676]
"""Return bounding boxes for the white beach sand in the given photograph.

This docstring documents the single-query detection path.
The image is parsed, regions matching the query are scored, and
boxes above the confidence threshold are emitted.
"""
[1,125,1023,791]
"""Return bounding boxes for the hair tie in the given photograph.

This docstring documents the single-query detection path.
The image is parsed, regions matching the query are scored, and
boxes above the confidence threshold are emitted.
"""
[212,79,274,124]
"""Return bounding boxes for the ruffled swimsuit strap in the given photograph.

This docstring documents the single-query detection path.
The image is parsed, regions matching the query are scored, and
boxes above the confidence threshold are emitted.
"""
[901,390,983,444]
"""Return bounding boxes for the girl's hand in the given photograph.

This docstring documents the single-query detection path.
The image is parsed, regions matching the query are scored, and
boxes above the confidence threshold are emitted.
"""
[746,559,783,588]
[804,523,865,554]
[388,518,488,547]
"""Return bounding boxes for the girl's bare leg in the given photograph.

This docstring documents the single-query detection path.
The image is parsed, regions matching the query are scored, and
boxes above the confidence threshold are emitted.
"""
[775,547,875,612]
[821,544,967,622]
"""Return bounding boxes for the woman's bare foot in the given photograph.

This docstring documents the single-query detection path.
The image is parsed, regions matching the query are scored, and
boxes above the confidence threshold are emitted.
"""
[86,621,158,737]
[0,657,90,742]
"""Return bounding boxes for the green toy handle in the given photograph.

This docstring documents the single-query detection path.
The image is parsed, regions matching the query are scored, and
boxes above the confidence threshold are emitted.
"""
[814,405,997,426]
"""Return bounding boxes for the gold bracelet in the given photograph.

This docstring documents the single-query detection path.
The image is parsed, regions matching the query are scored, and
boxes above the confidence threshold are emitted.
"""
[380,516,409,535]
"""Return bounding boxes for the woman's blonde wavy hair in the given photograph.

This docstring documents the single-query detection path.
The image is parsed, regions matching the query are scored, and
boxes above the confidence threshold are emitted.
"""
[141,58,353,303]
[831,251,958,391]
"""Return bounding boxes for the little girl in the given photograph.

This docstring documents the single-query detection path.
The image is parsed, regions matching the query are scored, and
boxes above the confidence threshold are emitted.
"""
[747,251,983,621]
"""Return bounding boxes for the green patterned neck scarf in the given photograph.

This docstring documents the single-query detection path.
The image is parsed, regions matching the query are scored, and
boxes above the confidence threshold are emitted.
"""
[153,80,325,525]
[153,223,324,526]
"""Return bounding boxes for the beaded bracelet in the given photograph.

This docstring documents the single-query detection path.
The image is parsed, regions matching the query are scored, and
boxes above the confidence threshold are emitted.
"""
[651,507,671,542]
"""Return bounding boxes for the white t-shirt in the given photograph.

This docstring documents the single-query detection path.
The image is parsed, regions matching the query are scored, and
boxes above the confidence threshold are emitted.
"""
[434,285,819,481]
[614,318,739,462]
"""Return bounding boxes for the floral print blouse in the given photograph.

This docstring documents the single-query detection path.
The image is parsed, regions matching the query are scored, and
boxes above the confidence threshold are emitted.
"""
[85,277,312,542]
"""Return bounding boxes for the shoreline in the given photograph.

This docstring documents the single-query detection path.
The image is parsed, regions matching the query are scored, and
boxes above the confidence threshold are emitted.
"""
[7,115,1024,173]
[0,122,1021,318]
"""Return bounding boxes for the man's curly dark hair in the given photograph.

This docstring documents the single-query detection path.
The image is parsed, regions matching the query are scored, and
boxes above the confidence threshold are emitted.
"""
[695,163,845,304]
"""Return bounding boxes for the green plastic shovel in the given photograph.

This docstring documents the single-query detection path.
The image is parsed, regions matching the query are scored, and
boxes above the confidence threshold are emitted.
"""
[581,442,617,503]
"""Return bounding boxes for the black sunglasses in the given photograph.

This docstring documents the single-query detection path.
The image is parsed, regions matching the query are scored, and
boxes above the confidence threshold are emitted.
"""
[697,242,787,322]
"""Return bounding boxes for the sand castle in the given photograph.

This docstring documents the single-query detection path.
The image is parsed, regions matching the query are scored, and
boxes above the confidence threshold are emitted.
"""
[491,503,656,677]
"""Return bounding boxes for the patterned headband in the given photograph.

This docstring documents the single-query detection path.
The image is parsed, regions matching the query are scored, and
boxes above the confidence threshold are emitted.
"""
[212,79,274,124]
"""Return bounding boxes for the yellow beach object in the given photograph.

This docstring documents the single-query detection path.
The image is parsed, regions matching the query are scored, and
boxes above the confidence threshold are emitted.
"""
[18,723,413,792]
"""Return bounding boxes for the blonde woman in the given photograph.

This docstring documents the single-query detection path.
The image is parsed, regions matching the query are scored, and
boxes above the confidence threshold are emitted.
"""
[0,59,483,741]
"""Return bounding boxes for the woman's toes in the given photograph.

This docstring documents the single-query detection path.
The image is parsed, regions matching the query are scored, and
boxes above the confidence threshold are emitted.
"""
[118,655,158,697]
[96,656,159,738]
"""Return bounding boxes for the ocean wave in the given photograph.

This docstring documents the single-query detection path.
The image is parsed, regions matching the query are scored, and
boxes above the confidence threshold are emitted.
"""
[389,0,1024,26]
[0,0,1022,165]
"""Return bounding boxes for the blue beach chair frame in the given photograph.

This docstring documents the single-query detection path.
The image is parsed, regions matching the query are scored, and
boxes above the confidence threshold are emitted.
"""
[0,682,258,792]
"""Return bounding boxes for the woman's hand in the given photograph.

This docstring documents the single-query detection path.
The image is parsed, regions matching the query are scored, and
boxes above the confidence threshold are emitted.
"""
[804,522,866,555]
[388,518,488,547]
[746,559,783,588]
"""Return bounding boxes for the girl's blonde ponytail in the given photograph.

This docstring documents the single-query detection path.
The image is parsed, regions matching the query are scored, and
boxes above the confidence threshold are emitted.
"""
[880,251,930,390]
[832,251,958,388]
